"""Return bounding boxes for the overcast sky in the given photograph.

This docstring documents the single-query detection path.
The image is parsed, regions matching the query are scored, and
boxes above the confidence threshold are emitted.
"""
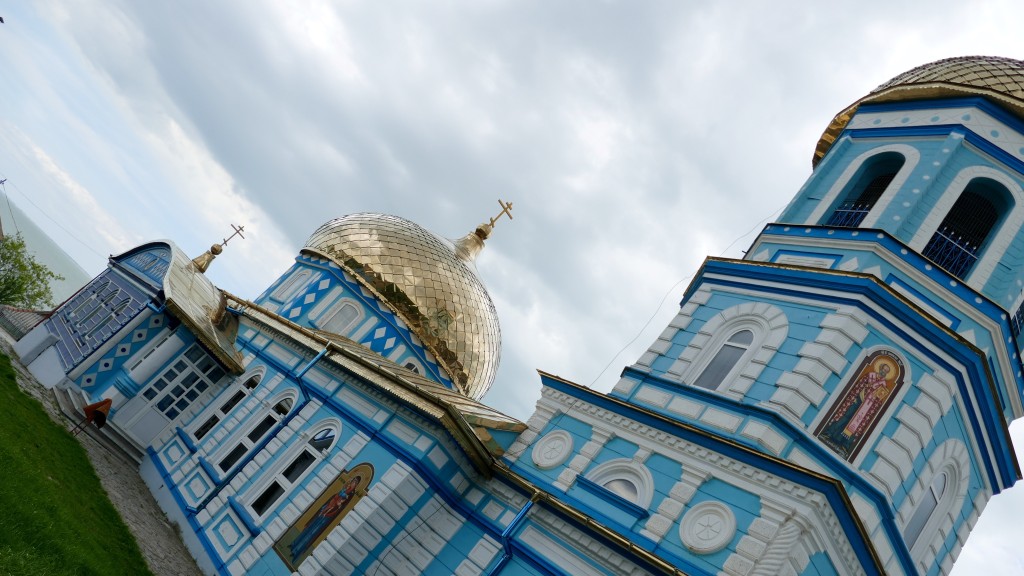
[3,1,1024,572]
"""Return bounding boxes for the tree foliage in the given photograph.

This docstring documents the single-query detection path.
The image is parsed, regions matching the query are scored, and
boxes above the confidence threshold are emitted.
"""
[0,233,64,309]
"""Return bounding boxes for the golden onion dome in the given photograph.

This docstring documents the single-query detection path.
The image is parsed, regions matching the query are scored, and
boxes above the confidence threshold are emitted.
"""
[814,56,1024,166]
[302,213,501,400]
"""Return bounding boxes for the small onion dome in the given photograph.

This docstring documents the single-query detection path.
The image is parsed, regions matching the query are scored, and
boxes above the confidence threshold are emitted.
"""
[814,56,1024,166]
[303,213,501,400]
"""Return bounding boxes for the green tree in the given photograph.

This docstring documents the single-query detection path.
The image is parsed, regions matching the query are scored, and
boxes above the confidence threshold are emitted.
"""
[0,233,64,309]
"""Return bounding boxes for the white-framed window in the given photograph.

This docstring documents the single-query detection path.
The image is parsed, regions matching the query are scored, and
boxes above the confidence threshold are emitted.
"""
[692,329,754,390]
[271,270,312,303]
[905,470,948,549]
[141,343,227,422]
[677,303,788,397]
[249,421,341,519]
[585,458,655,509]
[902,439,969,569]
[191,367,265,441]
[824,151,905,228]
[403,359,423,375]
[216,392,296,473]
[921,177,1011,280]
[317,299,362,335]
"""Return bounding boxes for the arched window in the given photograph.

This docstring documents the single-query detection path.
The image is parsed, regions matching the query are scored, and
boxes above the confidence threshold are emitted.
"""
[217,392,296,473]
[585,458,655,509]
[922,178,1010,279]
[191,368,264,441]
[692,329,754,390]
[603,478,639,502]
[826,152,904,227]
[319,301,361,334]
[905,471,947,550]
[271,270,311,302]
[251,422,340,517]
[902,441,969,568]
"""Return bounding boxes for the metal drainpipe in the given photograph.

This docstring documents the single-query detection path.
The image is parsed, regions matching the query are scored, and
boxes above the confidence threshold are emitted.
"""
[486,493,541,576]
[190,346,329,513]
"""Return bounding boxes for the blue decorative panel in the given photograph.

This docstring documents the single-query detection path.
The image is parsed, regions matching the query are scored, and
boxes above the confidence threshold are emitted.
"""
[117,245,172,288]
[46,271,153,372]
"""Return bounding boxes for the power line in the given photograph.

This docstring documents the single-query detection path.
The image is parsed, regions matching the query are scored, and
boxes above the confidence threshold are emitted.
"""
[0,179,20,236]
[0,171,107,259]
[588,203,786,387]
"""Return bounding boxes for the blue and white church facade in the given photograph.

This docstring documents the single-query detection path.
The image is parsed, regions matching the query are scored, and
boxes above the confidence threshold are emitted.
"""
[14,56,1024,576]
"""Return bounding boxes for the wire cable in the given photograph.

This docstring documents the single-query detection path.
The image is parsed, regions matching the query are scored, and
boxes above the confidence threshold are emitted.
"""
[587,204,786,387]
[0,172,107,259]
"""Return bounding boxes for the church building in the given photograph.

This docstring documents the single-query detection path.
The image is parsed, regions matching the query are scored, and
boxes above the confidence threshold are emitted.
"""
[14,56,1024,576]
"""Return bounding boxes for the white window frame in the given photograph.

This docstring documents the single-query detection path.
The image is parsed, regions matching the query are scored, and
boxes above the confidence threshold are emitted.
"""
[806,144,919,227]
[270,269,313,303]
[584,458,655,509]
[315,298,363,335]
[677,303,788,398]
[247,418,342,520]
[903,439,969,569]
[211,390,297,473]
[189,365,266,442]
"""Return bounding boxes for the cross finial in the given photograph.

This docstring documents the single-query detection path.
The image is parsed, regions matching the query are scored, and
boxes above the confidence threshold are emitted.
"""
[221,224,246,248]
[488,199,514,229]
[192,224,246,273]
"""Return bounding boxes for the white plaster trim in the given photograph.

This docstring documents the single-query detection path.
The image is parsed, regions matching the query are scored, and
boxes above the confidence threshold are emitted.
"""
[532,430,574,469]
[899,439,970,572]
[680,501,737,554]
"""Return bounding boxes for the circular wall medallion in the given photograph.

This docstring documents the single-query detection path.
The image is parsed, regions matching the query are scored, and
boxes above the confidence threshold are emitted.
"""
[679,501,737,554]
[532,430,574,469]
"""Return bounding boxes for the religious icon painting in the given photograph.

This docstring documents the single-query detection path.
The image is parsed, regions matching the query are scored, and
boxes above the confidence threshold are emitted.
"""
[814,350,905,462]
[273,462,374,571]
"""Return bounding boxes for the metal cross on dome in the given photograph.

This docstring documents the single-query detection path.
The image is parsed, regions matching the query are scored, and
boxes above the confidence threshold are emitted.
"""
[488,199,514,229]
[221,224,246,247]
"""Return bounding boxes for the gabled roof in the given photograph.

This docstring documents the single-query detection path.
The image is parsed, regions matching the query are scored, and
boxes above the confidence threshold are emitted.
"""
[225,293,525,474]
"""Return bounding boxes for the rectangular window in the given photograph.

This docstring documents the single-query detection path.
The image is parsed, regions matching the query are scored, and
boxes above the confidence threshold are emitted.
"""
[219,444,247,472]
[146,344,225,423]
[220,390,246,413]
[247,415,277,444]
[193,415,220,440]
[252,482,285,516]
[283,451,316,483]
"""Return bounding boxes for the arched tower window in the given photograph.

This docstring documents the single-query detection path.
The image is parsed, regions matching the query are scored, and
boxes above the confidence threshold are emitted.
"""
[922,178,1009,279]
[692,329,754,390]
[905,470,947,550]
[825,152,904,227]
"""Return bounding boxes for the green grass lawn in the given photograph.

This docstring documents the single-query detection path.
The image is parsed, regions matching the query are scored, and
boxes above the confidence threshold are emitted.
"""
[0,352,153,576]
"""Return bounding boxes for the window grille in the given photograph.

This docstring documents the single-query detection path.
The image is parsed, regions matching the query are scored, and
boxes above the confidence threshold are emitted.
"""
[922,190,998,279]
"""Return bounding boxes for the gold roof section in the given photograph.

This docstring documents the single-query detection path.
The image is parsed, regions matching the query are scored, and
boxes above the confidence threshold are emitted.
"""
[303,212,502,400]
[814,56,1024,166]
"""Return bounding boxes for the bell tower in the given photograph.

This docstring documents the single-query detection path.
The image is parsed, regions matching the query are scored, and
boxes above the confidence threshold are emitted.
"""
[508,57,1024,576]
